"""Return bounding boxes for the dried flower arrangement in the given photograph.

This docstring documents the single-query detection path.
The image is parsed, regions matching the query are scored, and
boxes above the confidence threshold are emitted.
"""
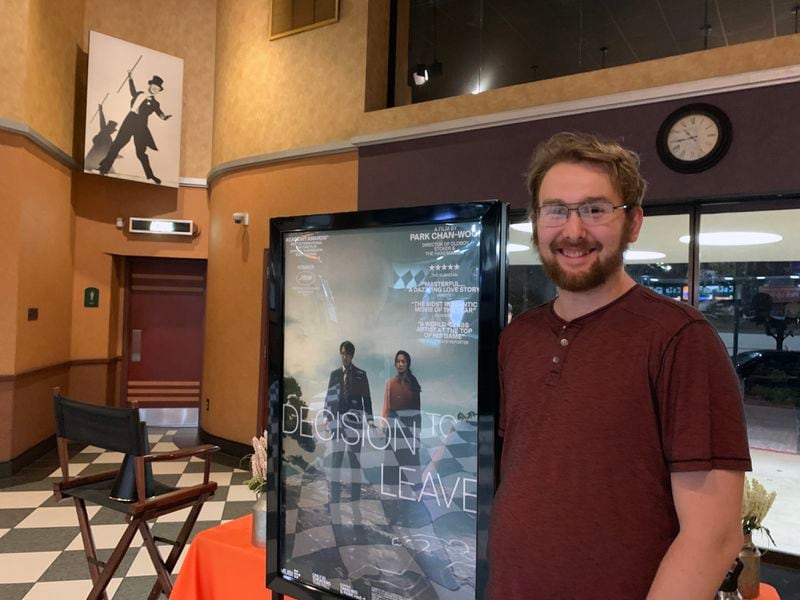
[741,476,777,545]
[244,430,268,496]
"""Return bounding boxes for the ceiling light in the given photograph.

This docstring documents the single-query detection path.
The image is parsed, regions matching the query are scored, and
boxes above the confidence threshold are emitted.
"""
[678,232,783,246]
[624,250,667,260]
[756,276,766,280]
[507,243,530,253]
[791,275,800,280]
[413,64,428,86]
[510,222,532,233]
[724,276,734,281]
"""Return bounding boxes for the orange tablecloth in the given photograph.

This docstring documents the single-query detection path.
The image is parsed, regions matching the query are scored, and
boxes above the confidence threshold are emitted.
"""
[173,519,781,600]
[757,582,780,600]
[172,514,292,600]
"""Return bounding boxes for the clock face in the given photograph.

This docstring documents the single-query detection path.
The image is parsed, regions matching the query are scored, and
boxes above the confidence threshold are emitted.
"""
[666,113,720,161]
[657,103,732,173]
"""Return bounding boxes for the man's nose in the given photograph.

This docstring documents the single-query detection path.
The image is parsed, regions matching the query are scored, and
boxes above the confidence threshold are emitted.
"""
[560,209,586,238]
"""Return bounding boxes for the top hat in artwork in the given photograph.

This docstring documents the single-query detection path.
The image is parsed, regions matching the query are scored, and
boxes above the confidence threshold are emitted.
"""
[148,75,164,90]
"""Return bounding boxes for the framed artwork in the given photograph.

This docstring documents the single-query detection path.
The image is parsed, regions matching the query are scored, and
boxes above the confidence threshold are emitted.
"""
[84,31,183,188]
[267,202,508,600]
[270,0,339,40]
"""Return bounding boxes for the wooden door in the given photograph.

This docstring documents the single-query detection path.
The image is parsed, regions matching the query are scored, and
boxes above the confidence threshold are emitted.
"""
[123,257,206,408]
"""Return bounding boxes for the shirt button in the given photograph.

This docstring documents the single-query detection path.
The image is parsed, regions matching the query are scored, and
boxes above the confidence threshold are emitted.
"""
[552,356,560,364]
[560,338,569,347]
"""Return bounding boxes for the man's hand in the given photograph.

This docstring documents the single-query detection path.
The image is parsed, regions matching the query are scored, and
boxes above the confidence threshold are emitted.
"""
[163,114,172,121]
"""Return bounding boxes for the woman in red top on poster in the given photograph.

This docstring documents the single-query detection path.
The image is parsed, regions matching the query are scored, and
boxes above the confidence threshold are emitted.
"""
[382,350,422,470]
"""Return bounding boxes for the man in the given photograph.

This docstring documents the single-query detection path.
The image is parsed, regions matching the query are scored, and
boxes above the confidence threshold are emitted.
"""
[488,132,751,599]
[98,74,172,184]
[324,340,374,505]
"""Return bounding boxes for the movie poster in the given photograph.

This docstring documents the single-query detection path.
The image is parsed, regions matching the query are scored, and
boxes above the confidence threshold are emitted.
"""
[280,220,482,600]
[84,31,183,188]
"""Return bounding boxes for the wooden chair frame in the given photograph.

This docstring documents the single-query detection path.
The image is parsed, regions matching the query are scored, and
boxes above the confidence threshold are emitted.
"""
[52,392,220,600]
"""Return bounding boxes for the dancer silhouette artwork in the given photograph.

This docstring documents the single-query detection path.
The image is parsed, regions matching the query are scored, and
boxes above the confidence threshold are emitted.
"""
[98,74,172,184]
[84,104,118,172]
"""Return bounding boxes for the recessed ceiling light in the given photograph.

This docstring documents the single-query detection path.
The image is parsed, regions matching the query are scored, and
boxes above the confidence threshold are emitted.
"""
[678,232,783,246]
[510,222,532,233]
[624,250,667,260]
[507,243,530,253]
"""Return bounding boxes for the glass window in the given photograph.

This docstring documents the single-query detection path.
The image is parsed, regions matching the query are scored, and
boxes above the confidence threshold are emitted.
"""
[400,1,796,105]
[699,208,800,557]
[626,214,691,303]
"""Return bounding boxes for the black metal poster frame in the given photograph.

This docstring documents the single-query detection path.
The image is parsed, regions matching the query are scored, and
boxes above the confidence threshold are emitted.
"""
[267,202,507,600]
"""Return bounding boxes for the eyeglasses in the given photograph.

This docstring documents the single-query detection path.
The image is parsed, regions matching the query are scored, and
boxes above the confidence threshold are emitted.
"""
[534,200,629,227]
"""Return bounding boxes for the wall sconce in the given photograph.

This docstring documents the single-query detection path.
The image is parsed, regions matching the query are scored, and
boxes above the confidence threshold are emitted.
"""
[232,212,249,226]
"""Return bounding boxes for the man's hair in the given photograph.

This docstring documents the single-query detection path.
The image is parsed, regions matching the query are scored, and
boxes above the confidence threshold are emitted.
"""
[524,132,647,215]
[339,340,355,356]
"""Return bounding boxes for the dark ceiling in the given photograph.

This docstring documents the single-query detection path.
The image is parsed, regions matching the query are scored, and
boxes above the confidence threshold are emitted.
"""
[408,0,800,102]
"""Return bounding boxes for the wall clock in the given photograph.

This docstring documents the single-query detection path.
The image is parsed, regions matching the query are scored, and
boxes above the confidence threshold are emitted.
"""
[656,103,732,173]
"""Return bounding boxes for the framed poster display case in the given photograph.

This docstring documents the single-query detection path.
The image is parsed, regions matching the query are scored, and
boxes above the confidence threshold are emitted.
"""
[267,202,508,600]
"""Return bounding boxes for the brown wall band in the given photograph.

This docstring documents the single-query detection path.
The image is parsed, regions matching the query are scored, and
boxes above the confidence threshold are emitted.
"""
[0,357,122,382]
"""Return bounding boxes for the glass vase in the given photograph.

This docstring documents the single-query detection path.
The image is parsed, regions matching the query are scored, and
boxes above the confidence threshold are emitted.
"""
[251,492,267,548]
[737,532,761,599]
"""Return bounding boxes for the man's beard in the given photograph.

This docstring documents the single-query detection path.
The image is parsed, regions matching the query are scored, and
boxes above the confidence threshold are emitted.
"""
[534,220,633,293]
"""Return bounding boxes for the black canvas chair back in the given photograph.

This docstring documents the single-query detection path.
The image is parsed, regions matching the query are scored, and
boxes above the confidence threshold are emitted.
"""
[52,391,219,600]
[54,395,149,456]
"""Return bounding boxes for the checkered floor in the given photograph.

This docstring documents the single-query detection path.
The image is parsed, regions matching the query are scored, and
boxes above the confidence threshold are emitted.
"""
[0,428,253,600]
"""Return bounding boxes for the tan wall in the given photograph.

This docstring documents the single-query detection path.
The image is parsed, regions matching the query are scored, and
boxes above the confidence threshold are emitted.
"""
[84,0,217,177]
[0,382,13,461]
[0,134,24,375]
[24,0,85,155]
[0,0,29,124]
[212,2,800,165]
[11,366,70,458]
[202,152,358,443]
[0,133,73,463]
[213,0,368,165]
[14,146,75,373]
[70,173,209,364]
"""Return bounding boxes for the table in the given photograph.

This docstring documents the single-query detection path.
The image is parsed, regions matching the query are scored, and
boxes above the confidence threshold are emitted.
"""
[173,519,781,600]
[756,582,780,600]
[172,515,290,600]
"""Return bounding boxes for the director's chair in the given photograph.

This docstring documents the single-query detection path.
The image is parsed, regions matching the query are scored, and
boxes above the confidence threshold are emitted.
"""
[52,392,220,599]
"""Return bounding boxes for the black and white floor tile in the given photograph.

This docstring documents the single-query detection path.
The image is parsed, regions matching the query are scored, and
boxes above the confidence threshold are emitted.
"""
[0,429,253,600]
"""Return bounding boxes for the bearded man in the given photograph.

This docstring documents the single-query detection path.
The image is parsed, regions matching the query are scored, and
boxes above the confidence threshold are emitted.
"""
[487,132,751,599]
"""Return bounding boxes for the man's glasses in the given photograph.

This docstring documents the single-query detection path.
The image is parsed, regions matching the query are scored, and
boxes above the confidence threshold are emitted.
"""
[534,200,629,227]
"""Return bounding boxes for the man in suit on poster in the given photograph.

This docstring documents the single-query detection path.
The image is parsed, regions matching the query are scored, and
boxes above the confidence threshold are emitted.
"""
[324,340,374,505]
[98,74,172,184]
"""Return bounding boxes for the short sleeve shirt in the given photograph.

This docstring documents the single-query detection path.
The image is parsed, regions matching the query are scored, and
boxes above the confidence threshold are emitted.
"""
[488,285,751,599]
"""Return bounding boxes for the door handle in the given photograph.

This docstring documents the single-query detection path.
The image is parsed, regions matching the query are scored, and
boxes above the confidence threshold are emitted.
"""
[131,329,142,362]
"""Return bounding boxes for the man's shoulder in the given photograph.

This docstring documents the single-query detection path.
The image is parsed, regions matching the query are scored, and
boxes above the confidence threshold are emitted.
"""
[351,365,368,377]
[622,286,706,334]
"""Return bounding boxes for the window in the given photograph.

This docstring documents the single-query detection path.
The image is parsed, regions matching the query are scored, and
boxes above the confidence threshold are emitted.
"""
[508,203,800,557]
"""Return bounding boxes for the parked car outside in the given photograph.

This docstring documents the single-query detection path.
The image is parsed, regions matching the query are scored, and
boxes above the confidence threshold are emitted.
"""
[735,350,800,399]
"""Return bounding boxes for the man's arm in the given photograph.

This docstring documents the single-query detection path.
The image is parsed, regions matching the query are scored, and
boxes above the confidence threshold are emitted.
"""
[647,469,744,600]
[127,74,137,98]
[362,371,373,425]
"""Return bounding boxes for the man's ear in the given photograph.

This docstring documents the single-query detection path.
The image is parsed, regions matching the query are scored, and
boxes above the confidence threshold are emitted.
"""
[627,207,644,243]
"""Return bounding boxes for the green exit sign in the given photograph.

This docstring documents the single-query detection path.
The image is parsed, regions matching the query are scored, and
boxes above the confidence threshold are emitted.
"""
[84,287,99,308]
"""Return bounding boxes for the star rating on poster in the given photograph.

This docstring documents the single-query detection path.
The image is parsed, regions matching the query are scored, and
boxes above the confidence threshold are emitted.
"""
[429,263,460,272]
